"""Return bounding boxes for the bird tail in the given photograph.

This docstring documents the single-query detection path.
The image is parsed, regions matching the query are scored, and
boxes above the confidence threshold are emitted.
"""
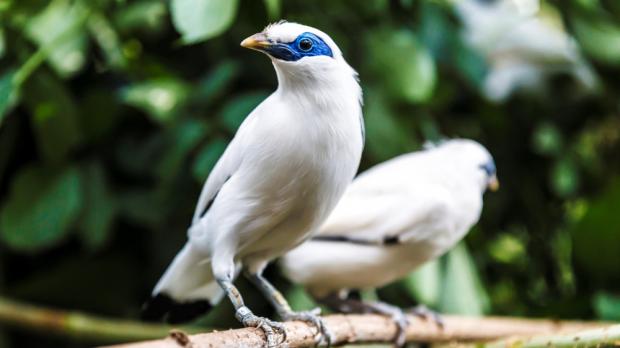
[141,243,225,323]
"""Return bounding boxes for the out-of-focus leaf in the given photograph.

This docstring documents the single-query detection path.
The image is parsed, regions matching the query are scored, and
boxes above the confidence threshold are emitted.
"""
[114,0,167,34]
[488,233,526,265]
[285,285,318,312]
[170,0,239,44]
[0,70,18,124]
[219,92,269,132]
[22,72,83,163]
[88,12,127,69]
[573,15,620,66]
[24,0,89,77]
[192,138,228,182]
[367,29,437,103]
[263,0,281,20]
[403,259,441,307]
[0,165,82,252]
[363,91,416,161]
[533,123,563,156]
[118,190,165,226]
[193,61,240,105]
[439,243,490,315]
[572,179,620,278]
[121,78,190,123]
[77,162,117,249]
[0,28,5,58]
[594,292,620,321]
[551,158,579,197]
[79,90,122,142]
[157,119,208,181]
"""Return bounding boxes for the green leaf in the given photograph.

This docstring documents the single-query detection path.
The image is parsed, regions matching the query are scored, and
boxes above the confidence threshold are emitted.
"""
[285,285,318,312]
[0,165,82,252]
[438,243,490,315]
[594,292,620,321]
[194,61,240,105]
[77,162,117,249]
[219,92,269,133]
[551,158,579,197]
[121,78,190,123]
[157,119,209,181]
[403,259,441,307]
[0,70,18,125]
[532,123,563,156]
[170,0,239,44]
[573,15,620,66]
[363,91,417,161]
[192,138,228,182]
[22,72,83,163]
[24,0,89,77]
[0,28,5,58]
[367,29,437,103]
[263,0,281,20]
[114,0,168,34]
[572,179,620,278]
[88,12,127,69]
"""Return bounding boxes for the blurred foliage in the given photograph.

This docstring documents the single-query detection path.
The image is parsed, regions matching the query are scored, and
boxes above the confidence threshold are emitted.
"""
[0,0,620,347]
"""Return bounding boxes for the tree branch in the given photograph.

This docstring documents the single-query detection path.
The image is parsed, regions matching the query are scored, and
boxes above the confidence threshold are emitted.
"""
[103,314,614,348]
[0,297,201,344]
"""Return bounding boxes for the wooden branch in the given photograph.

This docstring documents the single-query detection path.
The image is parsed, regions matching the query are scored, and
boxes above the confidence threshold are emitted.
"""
[487,324,620,348]
[104,314,615,348]
[0,297,202,344]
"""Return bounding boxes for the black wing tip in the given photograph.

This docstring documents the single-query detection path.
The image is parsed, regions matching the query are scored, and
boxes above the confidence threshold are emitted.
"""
[141,293,213,324]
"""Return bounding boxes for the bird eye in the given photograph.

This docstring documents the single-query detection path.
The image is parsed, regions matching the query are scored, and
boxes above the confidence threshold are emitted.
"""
[298,38,313,52]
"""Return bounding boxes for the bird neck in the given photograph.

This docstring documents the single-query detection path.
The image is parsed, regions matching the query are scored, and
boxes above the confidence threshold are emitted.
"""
[272,61,362,113]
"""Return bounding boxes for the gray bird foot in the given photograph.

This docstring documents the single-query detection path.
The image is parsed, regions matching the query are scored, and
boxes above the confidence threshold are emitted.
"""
[236,306,287,347]
[280,307,333,347]
[408,305,445,329]
[388,308,410,348]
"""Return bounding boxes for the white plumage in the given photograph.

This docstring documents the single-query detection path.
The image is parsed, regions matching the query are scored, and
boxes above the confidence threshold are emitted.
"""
[281,139,496,308]
[143,21,363,344]
[456,0,597,101]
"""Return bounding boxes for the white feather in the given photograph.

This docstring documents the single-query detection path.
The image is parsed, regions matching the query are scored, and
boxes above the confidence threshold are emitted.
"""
[456,0,597,101]
[280,139,494,298]
[153,22,364,305]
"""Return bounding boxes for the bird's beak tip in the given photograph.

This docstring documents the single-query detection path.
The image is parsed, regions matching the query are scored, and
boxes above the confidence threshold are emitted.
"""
[240,33,270,50]
[488,176,500,192]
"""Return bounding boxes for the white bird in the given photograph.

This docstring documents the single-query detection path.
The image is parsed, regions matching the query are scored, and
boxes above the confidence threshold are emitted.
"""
[280,139,497,346]
[142,21,364,346]
[456,0,597,102]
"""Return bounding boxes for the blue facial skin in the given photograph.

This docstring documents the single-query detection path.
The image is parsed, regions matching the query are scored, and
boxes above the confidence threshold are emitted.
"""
[480,160,497,177]
[264,32,333,61]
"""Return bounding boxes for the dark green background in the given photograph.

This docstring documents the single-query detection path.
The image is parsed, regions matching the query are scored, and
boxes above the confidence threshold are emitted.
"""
[0,0,619,347]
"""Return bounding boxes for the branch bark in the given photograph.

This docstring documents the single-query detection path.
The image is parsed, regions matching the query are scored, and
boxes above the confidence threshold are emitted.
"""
[104,314,614,348]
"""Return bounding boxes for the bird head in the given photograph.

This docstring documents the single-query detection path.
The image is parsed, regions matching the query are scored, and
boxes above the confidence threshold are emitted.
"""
[436,139,499,193]
[240,21,357,88]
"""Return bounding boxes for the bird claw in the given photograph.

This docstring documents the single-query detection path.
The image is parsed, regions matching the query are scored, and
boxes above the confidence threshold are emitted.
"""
[389,309,410,348]
[281,308,333,347]
[236,306,287,347]
[408,305,445,329]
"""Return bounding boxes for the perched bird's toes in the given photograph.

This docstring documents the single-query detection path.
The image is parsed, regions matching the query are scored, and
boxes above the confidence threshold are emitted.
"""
[237,306,287,347]
[391,311,410,348]
[408,305,444,329]
[281,309,331,345]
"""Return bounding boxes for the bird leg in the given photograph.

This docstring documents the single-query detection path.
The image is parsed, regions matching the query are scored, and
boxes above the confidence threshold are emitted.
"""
[318,293,410,347]
[246,272,332,346]
[216,278,286,348]
[407,304,445,328]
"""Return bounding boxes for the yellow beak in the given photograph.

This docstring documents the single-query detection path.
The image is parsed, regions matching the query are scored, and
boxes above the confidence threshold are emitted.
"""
[240,33,271,51]
[488,175,500,192]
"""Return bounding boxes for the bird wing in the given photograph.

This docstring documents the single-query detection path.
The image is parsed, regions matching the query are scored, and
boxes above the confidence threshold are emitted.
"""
[191,114,257,224]
[317,169,453,245]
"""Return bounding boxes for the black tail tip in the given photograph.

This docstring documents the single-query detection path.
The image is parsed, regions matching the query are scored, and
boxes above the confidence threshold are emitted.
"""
[141,293,212,324]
